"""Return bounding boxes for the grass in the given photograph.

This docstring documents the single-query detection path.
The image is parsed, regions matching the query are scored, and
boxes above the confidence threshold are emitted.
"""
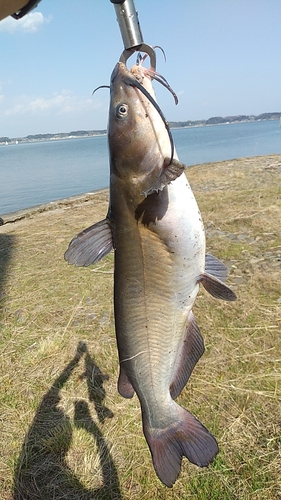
[0,155,280,499]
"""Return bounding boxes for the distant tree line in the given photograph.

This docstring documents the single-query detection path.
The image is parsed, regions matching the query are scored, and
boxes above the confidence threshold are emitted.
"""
[1,113,280,144]
[0,130,107,144]
[169,112,281,128]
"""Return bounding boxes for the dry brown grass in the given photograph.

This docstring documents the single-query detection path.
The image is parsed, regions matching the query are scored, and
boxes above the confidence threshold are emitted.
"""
[0,155,280,499]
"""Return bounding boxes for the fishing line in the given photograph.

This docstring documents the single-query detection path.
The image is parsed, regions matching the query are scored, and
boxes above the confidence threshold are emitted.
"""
[124,75,175,165]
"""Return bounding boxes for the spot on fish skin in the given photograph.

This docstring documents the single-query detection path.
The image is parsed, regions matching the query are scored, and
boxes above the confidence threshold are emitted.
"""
[175,430,189,441]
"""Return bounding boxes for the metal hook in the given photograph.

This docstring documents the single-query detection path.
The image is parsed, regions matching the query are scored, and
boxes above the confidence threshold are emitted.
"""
[119,43,156,70]
[110,0,143,49]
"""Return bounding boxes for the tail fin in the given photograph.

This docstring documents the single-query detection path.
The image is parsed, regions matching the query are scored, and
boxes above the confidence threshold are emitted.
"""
[143,404,218,487]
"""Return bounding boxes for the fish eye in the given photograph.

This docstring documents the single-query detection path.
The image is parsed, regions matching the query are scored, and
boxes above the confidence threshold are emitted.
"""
[116,103,128,119]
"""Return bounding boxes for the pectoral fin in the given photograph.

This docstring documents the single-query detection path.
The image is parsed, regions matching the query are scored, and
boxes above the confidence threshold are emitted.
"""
[198,272,237,301]
[64,218,113,266]
[142,158,185,196]
[169,311,204,400]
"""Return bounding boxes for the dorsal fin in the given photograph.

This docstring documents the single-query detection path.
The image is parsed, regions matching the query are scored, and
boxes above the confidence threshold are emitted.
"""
[118,365,135,399]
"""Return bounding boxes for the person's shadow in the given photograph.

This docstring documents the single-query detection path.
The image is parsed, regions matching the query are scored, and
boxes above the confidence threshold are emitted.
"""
[0,233,14,317]
[13,342,122,499]
[79,348,114,424]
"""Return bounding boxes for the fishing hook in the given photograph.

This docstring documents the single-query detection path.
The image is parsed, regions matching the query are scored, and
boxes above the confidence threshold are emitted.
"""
[137,46,166,65]
[119,43,157,71]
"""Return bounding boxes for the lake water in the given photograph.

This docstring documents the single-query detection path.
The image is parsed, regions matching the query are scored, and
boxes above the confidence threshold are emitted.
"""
[0,120,280,215]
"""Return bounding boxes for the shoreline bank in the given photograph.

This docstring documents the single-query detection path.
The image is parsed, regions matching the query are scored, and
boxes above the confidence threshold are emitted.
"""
[0,188,109,225]
[1,153,281,225]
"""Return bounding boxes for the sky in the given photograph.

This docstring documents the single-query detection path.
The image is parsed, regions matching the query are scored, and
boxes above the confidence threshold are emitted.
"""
[0,0,281,138]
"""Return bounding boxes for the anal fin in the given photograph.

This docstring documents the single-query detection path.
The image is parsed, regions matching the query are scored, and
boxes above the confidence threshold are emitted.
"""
[170,311,204,400]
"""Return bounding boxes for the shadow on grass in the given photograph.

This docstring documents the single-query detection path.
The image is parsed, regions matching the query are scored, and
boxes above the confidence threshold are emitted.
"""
[13,342,122,500]
[0,233,14,316]
[79,348,114,424]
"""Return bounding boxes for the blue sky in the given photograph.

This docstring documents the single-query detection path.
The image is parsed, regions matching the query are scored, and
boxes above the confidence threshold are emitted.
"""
[0,0,281,138]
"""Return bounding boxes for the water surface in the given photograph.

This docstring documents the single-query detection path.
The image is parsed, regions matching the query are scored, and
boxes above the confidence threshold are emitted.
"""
[1,120,280,215]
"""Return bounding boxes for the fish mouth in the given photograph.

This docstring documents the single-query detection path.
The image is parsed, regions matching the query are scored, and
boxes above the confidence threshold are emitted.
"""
[111,62,175,165]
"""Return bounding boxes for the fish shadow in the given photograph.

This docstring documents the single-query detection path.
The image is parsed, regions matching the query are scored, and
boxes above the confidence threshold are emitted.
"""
[13,342,122,500]
[0,233,14,317]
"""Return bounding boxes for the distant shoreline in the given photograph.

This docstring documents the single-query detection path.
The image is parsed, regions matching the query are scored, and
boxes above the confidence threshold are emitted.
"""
[0,130,107,146]
[1,112,280,146]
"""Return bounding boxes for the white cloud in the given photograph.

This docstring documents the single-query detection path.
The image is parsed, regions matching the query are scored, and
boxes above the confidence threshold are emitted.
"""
[0,89,108,136]
[199,101,211,108]
[0,83,5,102]
[4,90,101,117]
[0,12,51,34]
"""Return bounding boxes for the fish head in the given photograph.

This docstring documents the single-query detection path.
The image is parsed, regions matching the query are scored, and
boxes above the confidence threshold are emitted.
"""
[108,62,170,187]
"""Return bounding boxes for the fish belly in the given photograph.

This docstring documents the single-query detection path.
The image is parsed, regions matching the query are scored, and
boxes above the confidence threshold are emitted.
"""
[113,173,205,408]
